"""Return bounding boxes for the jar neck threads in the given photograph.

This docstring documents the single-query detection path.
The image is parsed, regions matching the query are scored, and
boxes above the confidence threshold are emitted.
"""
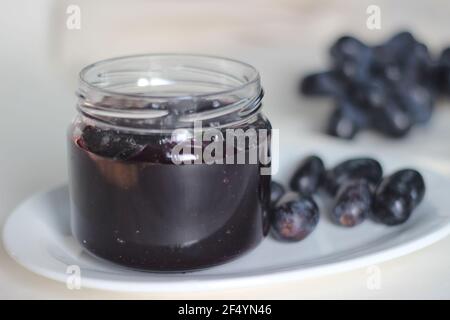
[77,54,263,132]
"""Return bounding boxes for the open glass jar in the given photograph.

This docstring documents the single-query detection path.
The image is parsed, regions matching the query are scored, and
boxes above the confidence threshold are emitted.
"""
[68,54,271,271]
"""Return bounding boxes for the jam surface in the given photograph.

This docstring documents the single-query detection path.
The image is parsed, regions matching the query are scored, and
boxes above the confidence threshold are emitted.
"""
[69,124,271,271]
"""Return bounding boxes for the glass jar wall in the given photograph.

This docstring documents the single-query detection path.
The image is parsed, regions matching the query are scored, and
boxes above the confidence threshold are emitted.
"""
[68,54,272,271]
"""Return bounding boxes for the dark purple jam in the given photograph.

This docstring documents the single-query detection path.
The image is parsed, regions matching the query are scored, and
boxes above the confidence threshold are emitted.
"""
[68,124,271,271]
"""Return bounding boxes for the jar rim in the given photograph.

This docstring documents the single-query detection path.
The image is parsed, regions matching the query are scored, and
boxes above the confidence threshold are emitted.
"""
[78,53,261,101]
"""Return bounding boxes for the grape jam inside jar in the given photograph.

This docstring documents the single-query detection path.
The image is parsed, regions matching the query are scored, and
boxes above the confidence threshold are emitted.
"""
[68,54,272,271]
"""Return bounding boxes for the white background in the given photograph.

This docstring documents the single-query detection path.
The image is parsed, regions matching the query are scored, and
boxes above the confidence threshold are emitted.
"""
[1,0,450,298]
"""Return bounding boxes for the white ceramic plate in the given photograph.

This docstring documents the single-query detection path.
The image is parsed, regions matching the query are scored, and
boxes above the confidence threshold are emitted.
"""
[3,140,450,292]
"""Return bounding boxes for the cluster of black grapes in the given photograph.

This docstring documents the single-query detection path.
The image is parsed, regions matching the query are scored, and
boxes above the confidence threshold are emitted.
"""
[270,156,425,242]
[300,31,450,139]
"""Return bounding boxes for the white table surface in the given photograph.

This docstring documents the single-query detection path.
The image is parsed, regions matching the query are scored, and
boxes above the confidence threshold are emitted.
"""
[1,0,450,299]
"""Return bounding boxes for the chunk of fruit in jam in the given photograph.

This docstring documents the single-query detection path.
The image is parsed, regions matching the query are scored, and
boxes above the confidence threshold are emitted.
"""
[79,125,146,160]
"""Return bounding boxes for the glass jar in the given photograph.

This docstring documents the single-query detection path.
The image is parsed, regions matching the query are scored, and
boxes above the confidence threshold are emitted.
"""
[68,54,272,271]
